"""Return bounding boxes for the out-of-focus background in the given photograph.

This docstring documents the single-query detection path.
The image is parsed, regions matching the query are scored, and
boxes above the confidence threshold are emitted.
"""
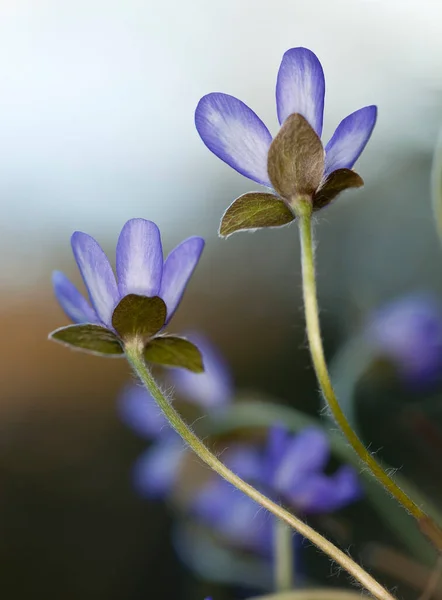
[2,1,442,598]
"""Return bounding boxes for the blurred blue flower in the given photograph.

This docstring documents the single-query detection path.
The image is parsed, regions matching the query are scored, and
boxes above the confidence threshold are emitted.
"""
[193,425,362,555]
[195,47,376,198]
[366,294,442,390]
[53,218,204,329]
[118,333,233,498]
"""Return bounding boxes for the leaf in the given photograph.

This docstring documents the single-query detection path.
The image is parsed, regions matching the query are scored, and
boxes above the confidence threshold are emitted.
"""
[219,192,295,237]
[49,324,123,356]
[313,168,364,211]
[144,335,204,372]
[112,294,166,342]
[267,113,324,200]
[206,398,441,566]
[431,126,442,243]
[174,521,272,591]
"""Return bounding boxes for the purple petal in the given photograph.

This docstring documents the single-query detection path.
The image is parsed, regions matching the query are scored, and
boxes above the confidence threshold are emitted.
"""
[132,435,184,499]
[265,424,290,481]
[288,465,362,514]
[366,294,442,391]
[71,232,119,328]
[223,444,263,481]
[276,47,325,135]
[116,219,163,298]
[160,237,204,324]
[195,93,273,187]
[271,427,330,495]
[193,479,270,554]
[324,106,377,176]
[52,270,99,324]
[117,383,167,440]
[169,333,233,408]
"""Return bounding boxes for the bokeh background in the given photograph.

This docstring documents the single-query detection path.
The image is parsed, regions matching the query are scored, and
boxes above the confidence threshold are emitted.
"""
[2,0,442,598]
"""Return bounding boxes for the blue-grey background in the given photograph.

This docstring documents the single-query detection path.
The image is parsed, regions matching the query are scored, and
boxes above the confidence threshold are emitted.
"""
[1,1,442,599]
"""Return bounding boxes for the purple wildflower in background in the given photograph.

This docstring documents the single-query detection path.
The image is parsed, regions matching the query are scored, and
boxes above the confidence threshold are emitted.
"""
[195,47,377,236]
[118,334,233,498]
[366,294,442,391]
[193,425,362,555]
[49,219,205,371]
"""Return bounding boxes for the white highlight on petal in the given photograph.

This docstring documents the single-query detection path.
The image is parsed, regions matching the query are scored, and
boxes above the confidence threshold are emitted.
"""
[276,47,325,135]
[325,105,377,176]
[116,218,163,298]
[71,232,119,328]
[195,93,273,186]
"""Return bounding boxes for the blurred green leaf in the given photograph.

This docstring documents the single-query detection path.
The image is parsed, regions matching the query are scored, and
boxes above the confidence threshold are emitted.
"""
[144,335,203,372]
[173,521,272,591]
[207,398,441,565]
[431,127,442,243]
[49,324,123,356]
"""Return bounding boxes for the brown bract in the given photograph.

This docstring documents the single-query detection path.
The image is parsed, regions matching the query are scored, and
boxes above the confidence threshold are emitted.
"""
[219,192,294,237]
[267,113,324,200]
[219,113,364,238]
[112,294,166,343]
[49,323,124,356]
[313,168,364,211]
[49,294,204,372]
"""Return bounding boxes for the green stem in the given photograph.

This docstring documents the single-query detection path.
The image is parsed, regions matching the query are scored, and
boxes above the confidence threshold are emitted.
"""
[298,212,442,551]
[125,341,396,600]
[274,518,294,592]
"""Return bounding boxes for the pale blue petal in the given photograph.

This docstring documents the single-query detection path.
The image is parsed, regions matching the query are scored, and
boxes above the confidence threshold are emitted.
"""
[195,93,273,187]
[276,47,325,135]
[52,270,98,324]
[116,219,163,298]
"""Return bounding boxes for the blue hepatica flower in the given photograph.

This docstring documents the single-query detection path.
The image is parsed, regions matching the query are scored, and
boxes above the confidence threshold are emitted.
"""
[195,47,377,236]
[49,219,205,372]
[193,425,362,555]
[118,333,233,498]
[366,294,442,391]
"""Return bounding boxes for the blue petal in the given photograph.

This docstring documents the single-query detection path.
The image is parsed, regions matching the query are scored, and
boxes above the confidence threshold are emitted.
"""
[223,444,262,481]
[366,294,442,391]
[169,332,233,408]
[71,232,120,328]
[52,270,99,324]
[193,479,271,554]
[324,106,377,176]
[276,47,325,135]
[132,435,184,499]
[117,383,167,440]
[160,237,204,324]
[116,219,163,298]
[195,93,273,187]
[287,465,362,514]
[270,427,330,495]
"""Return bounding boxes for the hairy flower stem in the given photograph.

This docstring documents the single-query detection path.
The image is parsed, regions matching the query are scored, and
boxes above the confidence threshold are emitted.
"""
[274,518,294,592]
[298,211,442,551]
[125,342,396,600]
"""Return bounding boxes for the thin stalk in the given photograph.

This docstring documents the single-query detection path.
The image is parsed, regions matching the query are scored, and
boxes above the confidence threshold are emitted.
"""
[274,518,294,592]
[125,342,396,600]
[297,212,442,551]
